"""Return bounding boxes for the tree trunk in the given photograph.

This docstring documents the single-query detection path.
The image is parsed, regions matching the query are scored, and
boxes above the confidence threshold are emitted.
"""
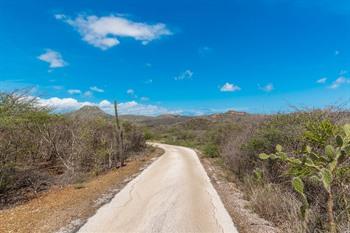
[327,189,336,233]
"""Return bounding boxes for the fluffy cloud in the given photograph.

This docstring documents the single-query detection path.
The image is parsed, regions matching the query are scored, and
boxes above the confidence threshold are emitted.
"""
[329,76,350,89]
[174,70,193,81]
[67,89,81,94]
[55,14,172,50]
[37,49,67,68]
[37,97,92,112]
[259,83,274,92]
[36,97,175,116]
[90,86,104,93]
[83,91,93,97]
[220,82,241,92]
[317,77,327,84]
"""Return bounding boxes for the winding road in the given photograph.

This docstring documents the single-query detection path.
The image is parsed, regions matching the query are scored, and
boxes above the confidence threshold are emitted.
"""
[78,143,238,233]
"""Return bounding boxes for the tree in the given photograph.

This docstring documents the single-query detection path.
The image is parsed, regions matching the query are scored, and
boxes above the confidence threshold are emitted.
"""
[259,124,350,233]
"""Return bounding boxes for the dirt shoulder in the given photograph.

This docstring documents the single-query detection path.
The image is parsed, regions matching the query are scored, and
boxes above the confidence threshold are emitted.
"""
[199,153,280,233]
[0,147,164,233]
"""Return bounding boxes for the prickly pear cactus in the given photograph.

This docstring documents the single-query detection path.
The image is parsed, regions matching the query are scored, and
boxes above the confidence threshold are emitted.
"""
[258,124,350,233]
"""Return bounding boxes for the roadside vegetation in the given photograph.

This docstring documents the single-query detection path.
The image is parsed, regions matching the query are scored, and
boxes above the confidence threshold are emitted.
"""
[2,89,350,232]
[0,91,146,208]
[146,108,350,232]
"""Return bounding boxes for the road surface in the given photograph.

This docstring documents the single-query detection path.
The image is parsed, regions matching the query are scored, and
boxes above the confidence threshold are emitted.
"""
[78,143,238,233]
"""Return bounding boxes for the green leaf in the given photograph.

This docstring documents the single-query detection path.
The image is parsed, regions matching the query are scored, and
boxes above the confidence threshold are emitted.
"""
[292,177,305,195]
[325,145,336,160]
[328,160,337,172]
[320,169,332,192]
[278,152,287,161]
[287,157,303,165]
[336,135,344,147]
[258,153,270,160]
[253,168,263,181]
[305,145,312,154]
[291,177,309,219]
[276,144,283,152]
[344,124,350,137]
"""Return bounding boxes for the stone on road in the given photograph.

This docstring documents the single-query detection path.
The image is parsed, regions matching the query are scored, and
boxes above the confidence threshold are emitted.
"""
[78,143,238,233]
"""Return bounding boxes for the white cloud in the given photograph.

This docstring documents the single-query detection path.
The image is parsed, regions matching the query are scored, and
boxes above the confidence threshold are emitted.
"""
[90,86,104,93]
[67,89,81,94]
[317,77,327,84]
[329,76,350,89]
[37,49,67,68]
[36,97,176,116]
[83,91,93,97]
[174,70,193,81]
[38,97,93,112]
[140,96,149,101]
[220,82,241,92]
[55,14,172,50]
[259,83,274,92]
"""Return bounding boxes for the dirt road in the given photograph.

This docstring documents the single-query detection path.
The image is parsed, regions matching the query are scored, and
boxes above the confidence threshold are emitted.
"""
[78,143,238,233]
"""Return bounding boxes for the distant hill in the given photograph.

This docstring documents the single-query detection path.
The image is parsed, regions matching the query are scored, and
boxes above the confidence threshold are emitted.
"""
[66,106,112,121]
[65,107,262,126]
[119,115,154,123]
[120,114,191,127]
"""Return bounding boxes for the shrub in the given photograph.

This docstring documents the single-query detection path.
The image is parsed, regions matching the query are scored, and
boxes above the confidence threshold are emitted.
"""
[0,91,146,206]
[203,143,219,158]
[259,124,350,233]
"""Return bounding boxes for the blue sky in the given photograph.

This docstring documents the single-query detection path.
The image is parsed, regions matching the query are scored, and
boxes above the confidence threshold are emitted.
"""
[1,0,350,115]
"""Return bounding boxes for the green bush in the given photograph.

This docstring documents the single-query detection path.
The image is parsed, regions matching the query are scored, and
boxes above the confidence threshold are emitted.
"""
[203,143,219,158]
[143,128,154,140]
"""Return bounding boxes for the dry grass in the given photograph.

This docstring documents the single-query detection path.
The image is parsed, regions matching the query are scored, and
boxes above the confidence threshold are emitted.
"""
[0,147,163,233]
[243,177,319,233]
[200,155,280,233]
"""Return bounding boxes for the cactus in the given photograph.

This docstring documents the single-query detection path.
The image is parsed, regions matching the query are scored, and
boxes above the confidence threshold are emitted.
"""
[258,124,350,233]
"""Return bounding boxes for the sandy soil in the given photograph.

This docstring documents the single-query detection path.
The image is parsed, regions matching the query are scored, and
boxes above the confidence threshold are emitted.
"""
[199,154,281,233]
[0,147,163,233]
[78,143,238,233]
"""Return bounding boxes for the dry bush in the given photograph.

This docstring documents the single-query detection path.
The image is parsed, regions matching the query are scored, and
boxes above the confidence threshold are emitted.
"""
[219,108,350,232]
[243,177,319,233]
[0,91,146,207]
